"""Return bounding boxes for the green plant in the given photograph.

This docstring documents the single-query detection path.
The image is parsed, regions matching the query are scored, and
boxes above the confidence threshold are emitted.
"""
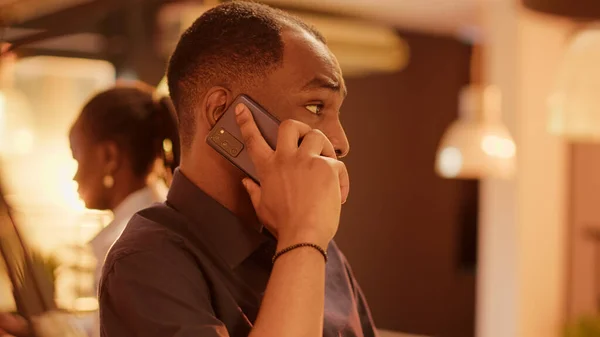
[565,316,600,337]
[12,250,59,317]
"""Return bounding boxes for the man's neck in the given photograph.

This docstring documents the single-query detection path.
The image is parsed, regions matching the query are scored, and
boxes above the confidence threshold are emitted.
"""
[179,155,260,228]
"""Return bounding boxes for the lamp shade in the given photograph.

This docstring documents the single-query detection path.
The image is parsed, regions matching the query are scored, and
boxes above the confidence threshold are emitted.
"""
[435,85,516,179]
[157,3,408,78]
[548,25,600,141]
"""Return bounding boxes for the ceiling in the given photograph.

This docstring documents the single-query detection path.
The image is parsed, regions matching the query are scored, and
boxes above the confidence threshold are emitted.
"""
[0,0,482,83]
[0,0,481,38]
[261,0,480,37]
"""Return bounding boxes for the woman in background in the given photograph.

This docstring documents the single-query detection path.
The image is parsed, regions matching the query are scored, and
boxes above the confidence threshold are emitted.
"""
[71,82,179,295]
[0,81,180,337]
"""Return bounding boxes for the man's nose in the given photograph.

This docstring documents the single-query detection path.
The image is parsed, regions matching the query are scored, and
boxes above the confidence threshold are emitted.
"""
[324,122,350,159]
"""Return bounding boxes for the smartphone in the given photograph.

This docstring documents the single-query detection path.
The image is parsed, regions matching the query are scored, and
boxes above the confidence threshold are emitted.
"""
[206,94,280,183]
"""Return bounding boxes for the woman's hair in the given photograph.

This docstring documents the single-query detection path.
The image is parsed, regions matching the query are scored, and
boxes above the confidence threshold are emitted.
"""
[77,81,180,178]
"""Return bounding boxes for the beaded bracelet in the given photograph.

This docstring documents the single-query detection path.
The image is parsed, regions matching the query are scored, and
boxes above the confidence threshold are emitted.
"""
[272,243,328,264]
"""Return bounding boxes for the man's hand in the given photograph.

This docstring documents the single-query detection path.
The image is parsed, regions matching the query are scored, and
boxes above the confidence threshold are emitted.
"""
[0,313,29,337]
[235,103,349,249]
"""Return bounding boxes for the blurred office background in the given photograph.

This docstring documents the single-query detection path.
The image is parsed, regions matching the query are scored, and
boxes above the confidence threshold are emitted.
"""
[1,0,600,336]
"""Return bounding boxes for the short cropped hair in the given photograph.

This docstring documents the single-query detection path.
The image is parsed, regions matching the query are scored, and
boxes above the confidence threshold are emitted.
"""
[166,1,325,148]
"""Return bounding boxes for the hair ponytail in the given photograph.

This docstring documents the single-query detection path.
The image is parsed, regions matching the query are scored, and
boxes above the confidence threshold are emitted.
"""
[151,96,180,177]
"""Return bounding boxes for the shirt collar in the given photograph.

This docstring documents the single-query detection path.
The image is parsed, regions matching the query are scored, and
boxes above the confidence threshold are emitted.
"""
[166,169,269,269]
[113,182,166,223]
[89,183,167,259]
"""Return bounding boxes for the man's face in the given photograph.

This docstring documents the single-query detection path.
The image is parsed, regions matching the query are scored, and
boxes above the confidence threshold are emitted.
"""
[244,28,350,158]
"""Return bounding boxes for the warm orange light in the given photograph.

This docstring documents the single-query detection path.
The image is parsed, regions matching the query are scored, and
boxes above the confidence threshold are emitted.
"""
[0,65,35,156]
[435,85,516,179]
[548,25,600,141]
[73,296,99,312]
[156,76,169,96]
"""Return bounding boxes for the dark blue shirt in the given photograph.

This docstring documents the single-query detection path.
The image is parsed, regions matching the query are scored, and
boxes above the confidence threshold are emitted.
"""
[99,170,377,337]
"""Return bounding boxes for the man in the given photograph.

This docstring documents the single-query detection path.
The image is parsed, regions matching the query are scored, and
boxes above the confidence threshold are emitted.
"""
[100,2,377,337]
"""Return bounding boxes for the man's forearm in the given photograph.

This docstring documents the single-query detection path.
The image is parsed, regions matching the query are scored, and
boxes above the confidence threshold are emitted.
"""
[249,247,326,337]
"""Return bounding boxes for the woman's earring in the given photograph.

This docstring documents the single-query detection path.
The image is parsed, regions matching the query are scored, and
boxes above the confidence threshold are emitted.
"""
[103,174,114,189]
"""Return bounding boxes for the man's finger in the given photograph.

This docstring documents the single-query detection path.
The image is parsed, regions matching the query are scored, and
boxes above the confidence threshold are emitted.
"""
[242,178,261,210]
[334,160,350,204]
[276,119,311,154]
[298,129,336,159]
[235,103,272,164]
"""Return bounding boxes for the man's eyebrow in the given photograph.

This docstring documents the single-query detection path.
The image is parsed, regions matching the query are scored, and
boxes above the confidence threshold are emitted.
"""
[301,76,348,97]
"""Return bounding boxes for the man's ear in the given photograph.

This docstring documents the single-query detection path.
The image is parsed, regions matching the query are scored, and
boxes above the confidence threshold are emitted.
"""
[202,87,233,129]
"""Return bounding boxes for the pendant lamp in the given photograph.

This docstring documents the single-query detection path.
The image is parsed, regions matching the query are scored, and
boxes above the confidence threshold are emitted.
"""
[548,25,600,141]
[435,44,516,179]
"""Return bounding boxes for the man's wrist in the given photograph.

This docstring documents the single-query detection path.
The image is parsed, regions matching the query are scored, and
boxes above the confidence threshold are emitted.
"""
[272,242,328,264]
[276,230,330,251]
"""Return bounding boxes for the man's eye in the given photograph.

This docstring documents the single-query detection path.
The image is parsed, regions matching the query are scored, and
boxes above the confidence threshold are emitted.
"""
[305,104,323,115]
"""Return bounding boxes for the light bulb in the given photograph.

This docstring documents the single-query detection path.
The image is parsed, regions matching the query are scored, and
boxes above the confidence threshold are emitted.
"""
[437,147,464,178]
[481,134,516,159]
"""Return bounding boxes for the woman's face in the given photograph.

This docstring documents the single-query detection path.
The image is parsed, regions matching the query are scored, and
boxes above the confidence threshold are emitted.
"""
[69,122,109,210]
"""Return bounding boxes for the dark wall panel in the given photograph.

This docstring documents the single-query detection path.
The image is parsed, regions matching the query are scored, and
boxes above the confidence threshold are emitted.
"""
[336,31,477,337]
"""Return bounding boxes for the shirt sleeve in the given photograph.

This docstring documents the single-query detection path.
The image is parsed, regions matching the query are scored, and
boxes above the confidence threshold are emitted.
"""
[354,281,378,337]
[341,256,379,337]
[99,244,229,337]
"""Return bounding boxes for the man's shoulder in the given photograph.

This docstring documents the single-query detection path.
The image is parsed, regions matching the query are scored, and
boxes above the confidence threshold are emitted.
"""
[104,205,192,268]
